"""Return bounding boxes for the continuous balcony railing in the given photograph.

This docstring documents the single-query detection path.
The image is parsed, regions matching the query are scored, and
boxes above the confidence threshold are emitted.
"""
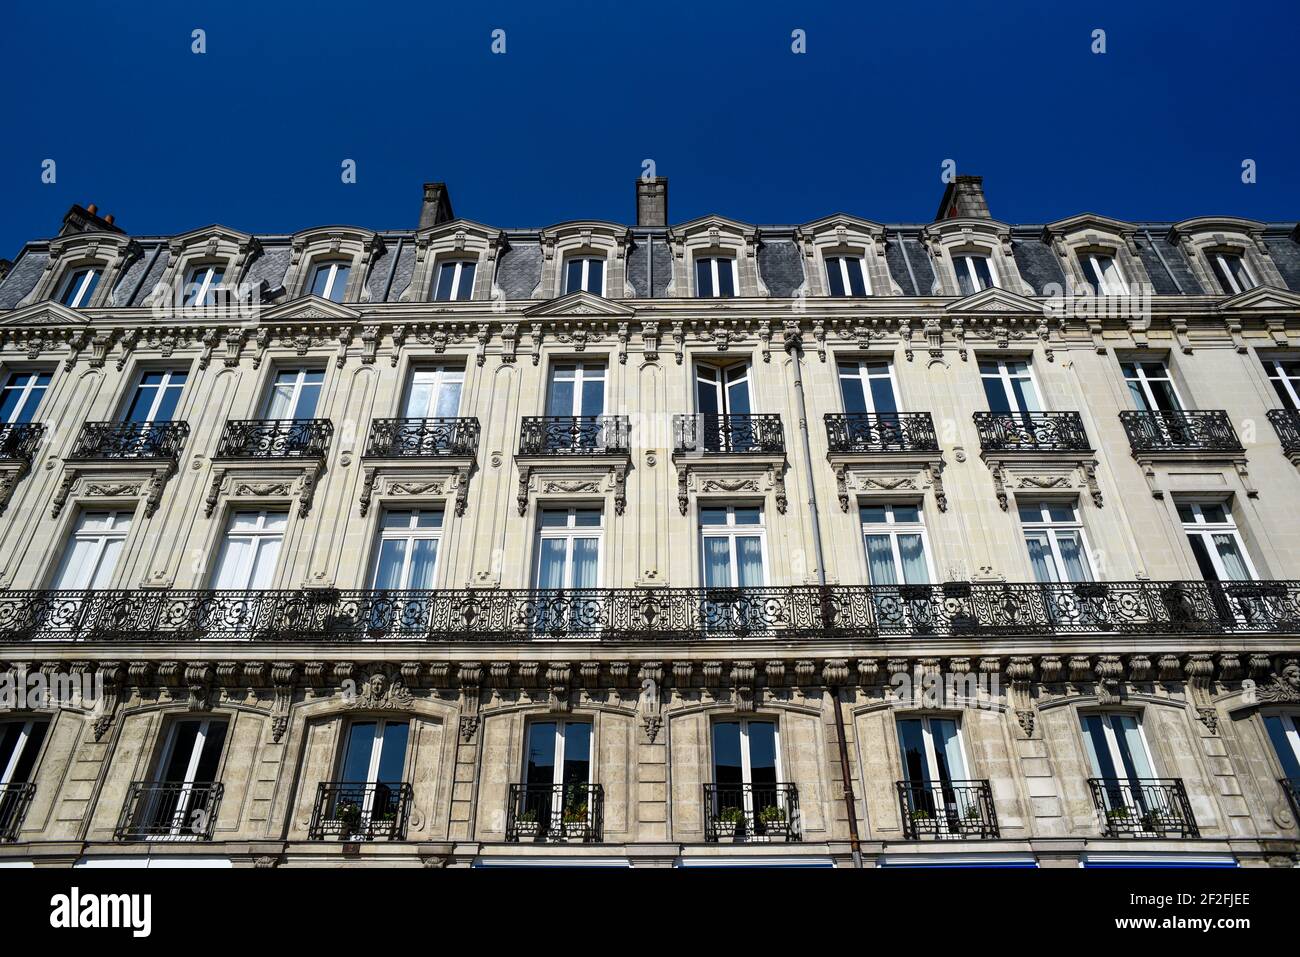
[824,412,938,454]
[214,419,333,459]
[71,421,190,461]
[897,780,999,839]
[973,411,1091,453]
[0,423,44,463]
[1089,778,1198,838]
[114,781,223,841]
[519,415,629,455]
[1281,778,1300,824]
[506,783,604,843]
[704,783,800,842]
[1267,409,1300,454]
[0,782,35,841]
[0,580,1296,642]
[308,782,412,841]
[674,413,785,454]
[1118,410,1241,454]
[365,417,480,458]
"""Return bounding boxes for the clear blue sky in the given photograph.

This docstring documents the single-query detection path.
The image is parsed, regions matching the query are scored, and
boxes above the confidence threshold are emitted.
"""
[0,0,1296,258]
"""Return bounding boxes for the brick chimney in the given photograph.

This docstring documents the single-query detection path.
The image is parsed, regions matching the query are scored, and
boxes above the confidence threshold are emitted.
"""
[418,182,455,229]
[636,177,669,226]
[58,202,125,236]
[935,175,991,221]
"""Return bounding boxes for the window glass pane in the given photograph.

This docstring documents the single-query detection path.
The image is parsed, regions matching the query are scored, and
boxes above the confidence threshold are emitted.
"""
[539,511,569,528]
[865,535,897,585]
[573,509,602,527]
[847,258,867,296]
[826,258,846,296]
[1176,504,1196,523]
[193,722,227,782]
[373,539,408,589]
[546,371,575,416]
[376,722,409,783]
[732,507,762,526]
[416,510,443,529]
[1114,716,1153,779]
[571,538,599,588]
[1081,715,1118,779]
[1211,534,1251,581]
[747,722,778,782]
[587,260,604,295]
[162,722,200,781]
[1056,531,1091,582]
[1264,716,1300,781]
[868,376,897,414]
[735,536,764,587]
[341,723,376,783]
[566,259,584,294]
[838,367,867,414]
[897,719,928,783]
[932,719,966,782]
[1046,504,1075,523]
[455,261,475,300]
[526,723,557,785]
[1025,533,1056,583]
[702,537,731,587]
[898,534,928,584]
[1200,503,1227,524]
[561,723,591,786]
[310,266,333,298]
[1018,504,1043,523]
[695,258,713,297]
[716,260,735,297]
[435,263,457,301]
[1009,374,1039,413]
[699,507,728,526]
[982,374,1010,412]
[892,504,920,523]
[1187,534,1220,581]
[955,258,975,296]
[535,539,567,588]
[971,256,993,289]
[712,722,743,785]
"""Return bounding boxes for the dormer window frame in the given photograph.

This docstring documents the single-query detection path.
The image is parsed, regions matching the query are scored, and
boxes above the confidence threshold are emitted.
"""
[694,254,739,298]
[406,220,501,304]
[433,257,478,302]
[797,216,894,297]
[1167,218,1284,295]
[666,217,764,299]
[287,227,381,305]
[56,265,104,308]
[183,261,229,308]
[1075,247,1129,296]
[146,226,259,312]
[26,231,139,310]
[540,223,630,300]
[307,259,353,303]
[563,255,607,297]
[921,220,1026,297]
[1042,215,1152,299]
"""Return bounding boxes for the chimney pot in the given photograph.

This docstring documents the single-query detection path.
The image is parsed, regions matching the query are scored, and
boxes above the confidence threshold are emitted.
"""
[86,204,98,215]
[636,177,668,227]
[104,214,115,225]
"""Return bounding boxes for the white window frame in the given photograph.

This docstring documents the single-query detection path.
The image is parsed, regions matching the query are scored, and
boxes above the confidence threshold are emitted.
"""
[698,505,768,588]
[57,267,102,308]
[526,719,593,788]
[52,510,132,589]
[952,253,999,293]
[0,719,46,786]
[1266,713,1300,774]
[1078,252,1128,296]
[1082,712,1157,780]
[1263,357,1300,411]
[695,361,752,414]
[825,255,871,296]
[126,369,187,424]
[211,510,287,589]
[151,718,226,839]
[546,361,606,417]
[184,264,226,307]
[897,715,970,786]
[533,507,604,590]
[1208,251,1256,295]
[371,508,444,589]
[837,358,898,413]
[403,366,464,418]
[1178,502,1257,581]
[714,718,783,786]
[309,261,350,302]
[264,367,325,420]
[695,256,739,298]
[563,256,606,296]
[1121,360,1184,411]
[979,358,1042,413]
[433,259,476,301]
[1018,501,1095,582]
[859,503,934,584]
[0,370,50,424]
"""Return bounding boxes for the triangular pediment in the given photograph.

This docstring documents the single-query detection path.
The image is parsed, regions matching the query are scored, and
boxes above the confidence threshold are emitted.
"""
[946,286,1045,315]
[0,300,91,326]
[415,218,502,243]
[1218,284,1300,312]
[798,212,886,235]
[259,294,361,322]
[669,214,756,238]
[169,224,254,247]
[1043,212,1137,237]
[522,290,635,319]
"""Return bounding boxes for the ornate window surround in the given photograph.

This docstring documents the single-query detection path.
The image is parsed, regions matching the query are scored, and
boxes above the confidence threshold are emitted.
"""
[1042,214,1153,297]
[1167,217,1285,295]
[921,218,1028,297]
[143,225,261,310]
[666,215,766,298]
[404,219,504,303]
[285,226,384,304]
[539,221,633,299]
[795,214,898,297]
[25,232,140,310]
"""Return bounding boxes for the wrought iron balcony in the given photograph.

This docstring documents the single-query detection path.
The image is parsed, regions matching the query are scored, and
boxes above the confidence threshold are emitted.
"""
[825,412,938,454]
[675,413,785,455]
[1089,778,1199,838]
[897,780,999,839]
[114,781,223,841]
[214,419,333,460]
[0,423,44,463]
[365,417,480,458]
[704,783,800,842]
[0,782,35,841]
[0,579,1296,642]
[1281,778,1300,824]
[1267,409,1300,454]
[308,782,412,841]
[506,783,604,843]
[973,411,1091,453]
[1118,410,1242,454]
[71,421,190,461]
[518,415,629,455]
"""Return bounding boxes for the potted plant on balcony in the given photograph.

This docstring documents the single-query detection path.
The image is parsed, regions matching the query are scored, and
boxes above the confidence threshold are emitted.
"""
[758,804,787,839]
[908,807,933,833]
[561,804,589,841]
[333,799,362,838]
[514,808,540,841]
[1104,806,1132,831]
[712,805,743,839]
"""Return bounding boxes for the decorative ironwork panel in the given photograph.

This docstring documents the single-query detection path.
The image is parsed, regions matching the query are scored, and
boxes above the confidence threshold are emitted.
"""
[1118,410,1241,453]
[0,423,44,463]
[824,412,938,453]
[674,414,785,454]
[1267,409,1300,454]
[214,419,333,459]
[1088,778,1199,838]
[703,783,800,842]
[972,411,1091,452]
[308,782,412,841]
[365,417,480,458]
[518,416,629,455]
[506,783,604,843]
[897,780,999,839]
[0,782,35,842]
[114,782,223,841]
[71,421,190,461]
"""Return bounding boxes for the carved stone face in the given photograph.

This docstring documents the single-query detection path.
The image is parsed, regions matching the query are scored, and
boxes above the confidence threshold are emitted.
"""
[368,673,386,698]
[1283,661,1300,691]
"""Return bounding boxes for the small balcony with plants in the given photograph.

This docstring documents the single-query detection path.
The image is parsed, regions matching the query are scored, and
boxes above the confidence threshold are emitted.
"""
[308,781,412,841]
[703,783,800,843]
[506,783,604,843]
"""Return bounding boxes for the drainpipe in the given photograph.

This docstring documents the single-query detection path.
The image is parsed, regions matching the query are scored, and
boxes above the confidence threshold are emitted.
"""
[380,236,404,303]
[783,325,862,867]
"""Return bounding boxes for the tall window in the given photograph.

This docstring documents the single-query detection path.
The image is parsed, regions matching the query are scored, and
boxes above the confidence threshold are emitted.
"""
[211,510,287,589]
[1263,714,1300,784]
[1081,713,1154,782]
[0,371,51,424]
[1263,358,1300,411]
[309,261,350,302]
[0,718,48,838]
[1121,361,1182,411]
[124,370,187,423]
[53,511,131,589]
[404,367,463,418]
[144,718,227,839]
[710,719,789,836]
[1019,501,1093,583]
[546,362,605,418]
[57,267,101,308]
[700,505,766,588]
[334,719,410,836]
[897,716,968,793]
[534,508,602,590]
[372,509,442,589]
[952,254,996,295]
[860,504,930,585]
[265,368,325,419]
[1077,252,1127,295]
[523,720,593,833]
[183,265,225,307]
[825,256,869,297]
[1178,503,1254,581]
[433,260,476,301]
[1208,251,1256,295]
[696,362,751,416]
[564,257,605,296]
[979,359,1040,413]
[837,359,897,414]
[695,257,737,298]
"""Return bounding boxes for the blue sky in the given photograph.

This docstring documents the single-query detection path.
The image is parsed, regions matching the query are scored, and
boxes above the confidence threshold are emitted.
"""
[0,0,1296,257]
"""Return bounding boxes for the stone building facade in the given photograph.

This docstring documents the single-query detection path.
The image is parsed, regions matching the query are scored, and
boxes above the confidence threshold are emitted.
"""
[0,177,1298,867]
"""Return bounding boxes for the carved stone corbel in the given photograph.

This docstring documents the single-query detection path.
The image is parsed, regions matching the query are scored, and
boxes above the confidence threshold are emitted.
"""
[91,661,125,741]
[457,661,484,741]
[1185,653,1218,734]
[638,661,664,743]
[1008,656,1035,737]
[270,662,298,743]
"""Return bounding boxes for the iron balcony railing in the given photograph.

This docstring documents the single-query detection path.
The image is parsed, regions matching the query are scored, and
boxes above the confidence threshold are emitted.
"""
[71,421,190,461]
[897,780,999,840]
[519,415,629,455]
[0,423,44,463]
[675,414,785,455]
[214,419,334,459]
[704,783,800,842]
[824,412,938,454]
[0,580,1296,642]
[1281,778,1300,824]
[308,782,412,841]
[973,411,1091,453]
[506,783,604,843]
[1267,409,1300,454]
[1118,410,1242,454]
[365,417,480,458]
[0,782,35,841]
[114,781,223,841]
[1089,778,1199,838]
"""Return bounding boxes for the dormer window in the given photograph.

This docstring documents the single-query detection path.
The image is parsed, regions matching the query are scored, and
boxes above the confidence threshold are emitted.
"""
[696,256,737,298]
[1078,252,1127,295]
[184,264,226,307]
[825,256,869,297]
[564,257,605,296]
[309,261,350,302]
[57,267,101,308]
[952,254,996,295]
[434,259,476,301]
[1208,251,1256,295]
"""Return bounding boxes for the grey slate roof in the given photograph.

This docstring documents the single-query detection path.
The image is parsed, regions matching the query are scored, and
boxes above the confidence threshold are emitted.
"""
[1011,236,1068,295]
[1266,236,1300,293]
[495,243,543,299]
[0,249,47,308]
[1135,232,1204,295]
[757,240,805,297]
